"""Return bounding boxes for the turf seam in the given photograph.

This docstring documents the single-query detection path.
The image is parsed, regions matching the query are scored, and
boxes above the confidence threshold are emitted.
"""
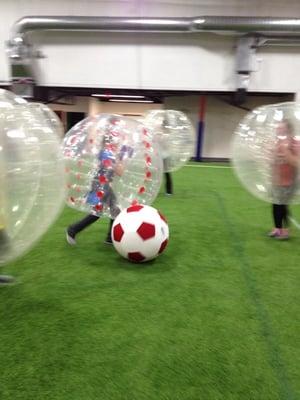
[213,190,296,400]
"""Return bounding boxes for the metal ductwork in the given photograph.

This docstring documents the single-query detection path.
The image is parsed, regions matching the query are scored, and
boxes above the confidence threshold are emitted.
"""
[7,15,300,99]
[234,36,261,105]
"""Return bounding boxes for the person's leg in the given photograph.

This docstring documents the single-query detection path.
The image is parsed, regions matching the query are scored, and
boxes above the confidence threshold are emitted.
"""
[165,172,173,195]
[269,204,282,236]
[274,204,283,228]
[66,214,99,245]
[270,204,289,239]
[279,204,290,239]
[104,189,120,244]
[282,204,289,227]
[104,219,114,244]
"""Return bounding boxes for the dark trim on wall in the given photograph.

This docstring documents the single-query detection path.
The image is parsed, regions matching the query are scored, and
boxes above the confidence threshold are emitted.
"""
[191,157,230,163]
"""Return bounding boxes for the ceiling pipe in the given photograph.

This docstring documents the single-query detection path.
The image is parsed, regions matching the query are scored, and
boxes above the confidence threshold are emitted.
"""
[10,16,300,38]
[7,15,300,99]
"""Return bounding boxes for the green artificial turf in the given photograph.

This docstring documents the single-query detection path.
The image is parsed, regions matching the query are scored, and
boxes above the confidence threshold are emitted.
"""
[1,162,299,400]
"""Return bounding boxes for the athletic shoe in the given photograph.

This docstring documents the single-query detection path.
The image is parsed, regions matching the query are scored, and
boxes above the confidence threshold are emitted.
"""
[66,229,77,245]
[276,229,289,240]
[104,236,113,245]
[0,275,15,285]
[268,228,281,237]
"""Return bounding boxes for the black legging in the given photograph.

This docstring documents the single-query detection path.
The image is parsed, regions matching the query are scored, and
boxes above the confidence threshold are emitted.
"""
[165,172,173,195]
[68,215,114,238]
[272,204,289,229]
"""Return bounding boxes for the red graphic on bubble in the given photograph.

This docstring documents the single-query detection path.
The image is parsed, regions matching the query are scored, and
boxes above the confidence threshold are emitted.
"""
[95,204,103,212]
[106,143,117,152]
[99,175,108,184]
[102,159,112,168]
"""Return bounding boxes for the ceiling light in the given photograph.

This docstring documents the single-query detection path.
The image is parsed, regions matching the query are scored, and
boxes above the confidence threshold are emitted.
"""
[91,94,146,99]
[108,99,154,103]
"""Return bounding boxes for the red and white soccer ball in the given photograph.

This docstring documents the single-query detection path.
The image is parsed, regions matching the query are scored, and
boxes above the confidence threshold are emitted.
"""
[112,205,169,262]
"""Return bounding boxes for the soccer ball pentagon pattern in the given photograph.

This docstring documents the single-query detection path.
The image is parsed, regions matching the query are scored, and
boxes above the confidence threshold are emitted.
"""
[112,205,169,262]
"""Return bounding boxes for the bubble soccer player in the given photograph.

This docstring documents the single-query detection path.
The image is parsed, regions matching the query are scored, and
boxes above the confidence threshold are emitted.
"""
[160,120,173,196]
[0,118,14,285]
[143,110,196,197]
[269,119,300,239]
[64,114,163,247]
[232,102,300,241]
[0,89,65,285]
[66,135,127,245]
[0,175,14,285]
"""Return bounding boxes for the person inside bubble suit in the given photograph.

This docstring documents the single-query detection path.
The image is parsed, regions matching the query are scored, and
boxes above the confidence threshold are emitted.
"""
[161,149,173,196]
[160,118,173,196]
[269,119,300,239]
[0,159,15,285]
[66,133,129,246]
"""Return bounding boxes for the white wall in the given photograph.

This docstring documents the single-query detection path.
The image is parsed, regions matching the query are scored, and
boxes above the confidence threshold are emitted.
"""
[1,0,300,91]
[49,93,293,159]
[165,94,292,158]
[2,0,300,159]
[49,96,91,113]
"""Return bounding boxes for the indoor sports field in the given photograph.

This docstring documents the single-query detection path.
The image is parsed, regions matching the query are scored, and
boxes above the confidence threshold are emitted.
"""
[1,162,299,400]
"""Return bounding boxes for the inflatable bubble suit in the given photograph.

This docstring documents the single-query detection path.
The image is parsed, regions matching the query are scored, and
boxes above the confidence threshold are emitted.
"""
[0,89,65,265]
[27,103,65,139]
[63,114,163,218]
[232,102,300,204]
[143,110,196,172]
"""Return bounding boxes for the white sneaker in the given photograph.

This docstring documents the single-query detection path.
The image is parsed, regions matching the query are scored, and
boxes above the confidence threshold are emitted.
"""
[66,230,77,245]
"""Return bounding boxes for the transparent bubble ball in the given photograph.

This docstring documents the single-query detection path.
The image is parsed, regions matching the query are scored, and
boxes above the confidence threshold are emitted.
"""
[27,103,65,139]
[0,90,65,265]
[143,110,196,172]
[63,114,163,218]
[232,102,300,204]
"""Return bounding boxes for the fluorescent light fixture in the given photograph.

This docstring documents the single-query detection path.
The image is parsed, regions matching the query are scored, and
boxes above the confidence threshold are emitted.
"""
[91,94,146,99]
[108,99,154,103]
